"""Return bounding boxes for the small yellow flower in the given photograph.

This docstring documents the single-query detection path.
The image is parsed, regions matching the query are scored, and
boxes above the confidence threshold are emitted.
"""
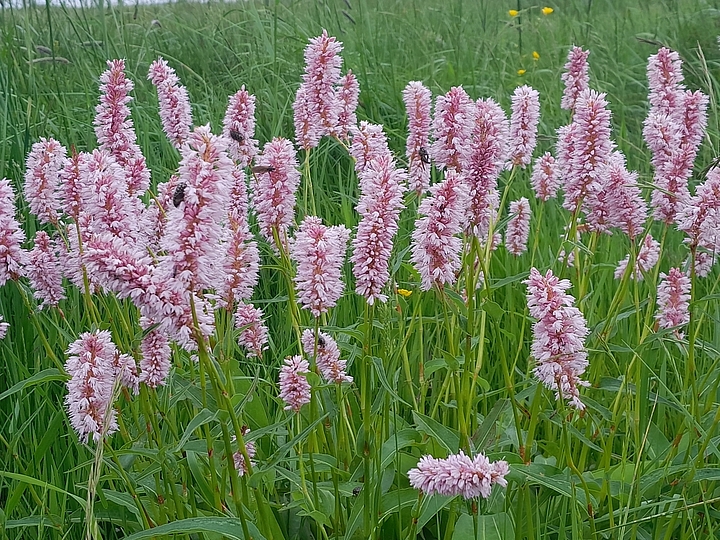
[541,6,553,15]
[517,69,526,75]
[532,51,540,61]
[508,9,519,17]
[397,288,413,298]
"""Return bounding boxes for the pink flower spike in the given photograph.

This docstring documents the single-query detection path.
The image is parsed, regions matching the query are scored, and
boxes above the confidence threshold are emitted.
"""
[561,46,591,111]
[148,57,193,149]
[507,85,541,169]
[223,87,260,167]
[505,197,531,256]
[335,70,360,140]
[59,152,87,221]
[647,48,685,116]
[0,178,29,286]
[614,234,660,281]
[410,170,469,290]
[235,302,269,358]
[139,328,172,388]
[24,138,67,224]
[430,86,475,171]
[278,355,311,412]
[656,267,691,335]
[600,152,648,238]
[676,167,720,250]
[408,450,510,500]
[531,153,560,202]
[524,268,590,409]
[94,59,151,195]
[301,329,352,384]
[349,121,392,174]
[232,426,256,477]
[251,138,301,246]
[27,231,65,309]
[291,216,350,317]
[403,81,433,194]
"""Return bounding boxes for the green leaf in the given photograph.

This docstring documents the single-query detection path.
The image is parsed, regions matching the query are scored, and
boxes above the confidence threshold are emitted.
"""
[372,356,411,407]
[417,494,453,529]
[412,411,460,454]
[0,472,86,508]
[123,517,266,540]
[0,368,65,401]
[453,512,515,540]
[173,408,220,452]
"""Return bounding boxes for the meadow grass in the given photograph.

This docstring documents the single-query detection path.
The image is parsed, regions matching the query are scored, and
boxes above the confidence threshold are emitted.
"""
[3,0,720,539]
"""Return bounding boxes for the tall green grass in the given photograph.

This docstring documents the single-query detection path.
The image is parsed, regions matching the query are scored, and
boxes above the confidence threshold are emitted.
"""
[3,0,720,539]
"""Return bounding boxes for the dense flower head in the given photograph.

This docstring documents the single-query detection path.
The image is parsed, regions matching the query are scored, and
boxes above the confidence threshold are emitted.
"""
[614,234,660,280]
[403,81,433,194]
[676,167,720,250]
[430,86,475,171]
[291,216,350,316]
[410,170,470,290]
[531,152,560,201]
[139,328,172,388]
[94,59,151,195]
[251,137,301,245]
[0,177,29,286]
[232,426,256,477]
[278,355,311,412]
[26,231,65,309]
[561,89,614,216]
[561,46,591,111]
[461,98,509,238]
[148,57,193,149]
[334,71,360,140]
[223,87,260,167]
[235,302,269,358]
[349,122,392,174]
[505,197,531,255]
[506,85,541,168]
[524,268,590,409]
[64,330,121,442]
[597,152,648,238]
[58,152,87,221]
[656,267,691,335]
[219,219,259,308]
[301,329,352,384]
[293,84,321,150]
[159,125,233,291]
[408,451,509,499]
[647,48,685,116]
[351,155,407,304]
[24,138,67,224]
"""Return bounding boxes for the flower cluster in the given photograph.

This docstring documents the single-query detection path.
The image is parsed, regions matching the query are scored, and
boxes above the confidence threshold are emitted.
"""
[278,355,312,412]
[148,57,193,149]
[506,85,540,168]
[301,329,352,384]
[403,81,433,194]
[655,268,691,336]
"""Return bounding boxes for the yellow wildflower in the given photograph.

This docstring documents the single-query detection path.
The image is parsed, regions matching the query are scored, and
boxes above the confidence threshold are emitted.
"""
[541,6,553,15]
[397,288,413,298]
[533,51,540,61]
[508,9,519,17]
[517,69,526,75]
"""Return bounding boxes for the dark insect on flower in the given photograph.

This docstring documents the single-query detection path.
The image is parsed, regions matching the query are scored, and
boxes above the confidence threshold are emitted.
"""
[173,182,187,208]
[419,146,430,165]
[229,129,244,143]
[317,335,326,347]
[251,165,275,174]
[352,486,362,496]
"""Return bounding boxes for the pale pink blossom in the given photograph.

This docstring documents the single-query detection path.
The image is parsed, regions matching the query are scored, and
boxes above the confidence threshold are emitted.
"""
[461,98,509,239]
[26,231,64,309]
[251,138,301,245]
[531,153,560,201]
[291,216,350,316]
[506,85,540,168]
[223,87,260,167]
[600,152,648,238]
[220,221,259,309]
[524,268,590,409]
[24,138,67,224]
[561,46,590,111]
[114,353,139,395]
[278,355,311,412]
[235,302,269,358]
[403,81,433,194]
[94,59,150,195]
[301,329,352,384]
[349,122,391,173]
[139,328,172,388]
[293,84,321,150]
[334,71,359,140]
[505,197,531,255]
[410,170,469,290]
[232,426,256,477]
[351,156,407,304]
[408,451,509,499]
[430,86,475,171]
[64,330,120,442]
[158,125,233,292]
[58,152,87,221]
[647,48,685,116]
[692,250,716,278]
[0,178,28,286]
[148,57,193,149]
[656,267,691,334]
[614,234,660,280]
[677,167,720,250]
